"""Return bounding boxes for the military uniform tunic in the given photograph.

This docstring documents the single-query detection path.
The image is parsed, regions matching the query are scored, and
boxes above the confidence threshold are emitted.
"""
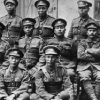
[18,36,32,53]
[68,15,94,59]
[68,15,94,40]
[0,65,30,99]
[0,14,22,45]
[33,15,55,37]
[35,65,73,100]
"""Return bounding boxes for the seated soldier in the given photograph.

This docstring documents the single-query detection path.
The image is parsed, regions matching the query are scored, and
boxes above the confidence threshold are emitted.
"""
[77,21,100,100]
[0,48,30,100]
[34,45,74,100]
[23,51,41,100]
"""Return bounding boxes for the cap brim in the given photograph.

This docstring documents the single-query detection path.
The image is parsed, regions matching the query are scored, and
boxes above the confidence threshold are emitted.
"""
[43,45,60,55]
[35,0,50,8]
[52,18,67,28]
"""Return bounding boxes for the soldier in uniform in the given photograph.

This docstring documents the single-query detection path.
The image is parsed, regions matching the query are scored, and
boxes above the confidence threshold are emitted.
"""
[0,48,30,100]
[0,0,22,47]
[34,45,74,100]
[33,0,55,38]
[0,22,10,66]
[19,18,42,69]
[18,18,36,53]
[77,22,100,100]
[23,51,40,100]
[68,0,94,62]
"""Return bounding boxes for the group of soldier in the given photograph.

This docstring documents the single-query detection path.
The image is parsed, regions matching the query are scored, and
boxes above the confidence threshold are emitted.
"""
[0,0,99,100]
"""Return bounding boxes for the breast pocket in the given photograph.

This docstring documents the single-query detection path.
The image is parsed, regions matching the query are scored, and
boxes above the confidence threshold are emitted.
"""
[72,24,79,35]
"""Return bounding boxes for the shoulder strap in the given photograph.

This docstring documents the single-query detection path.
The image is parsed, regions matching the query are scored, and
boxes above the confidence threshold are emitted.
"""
[41,66,50,79]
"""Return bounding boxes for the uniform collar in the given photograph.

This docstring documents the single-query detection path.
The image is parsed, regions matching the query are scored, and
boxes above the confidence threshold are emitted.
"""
[8,66,18,73]
[79,14,89,22]
[45,64,56,73]
[54,35,66,41]
[38,14,48,22]
[7,13,16,19]
[86,37,100,43]
[25,35,32,39]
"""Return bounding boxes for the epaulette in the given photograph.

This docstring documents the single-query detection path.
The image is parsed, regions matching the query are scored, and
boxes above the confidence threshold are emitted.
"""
[73,16,80,20]
[80,39,87,44]
[18,63,26,71]
[34,16,38,20]
[72,17,80,22]
[81,39,86,42]
[16,15,22,19]
[0,15,7,19]
[48,15,55,19]
[1,61,9,67]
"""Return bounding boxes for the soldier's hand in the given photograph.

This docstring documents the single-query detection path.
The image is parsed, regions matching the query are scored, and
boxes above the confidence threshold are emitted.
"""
[85,48,91,53]
[6,94,15,100]
[54,96,62,100]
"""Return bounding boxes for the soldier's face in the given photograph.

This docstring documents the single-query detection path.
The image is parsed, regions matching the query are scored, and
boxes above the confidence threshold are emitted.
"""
[87,28,97,39]
[78,6,89,17]
[45,54,57,66]
[8,55,21,67]
[5,2,16,14]
[54,24,66,37]
[37,5,48,17]
[25,58,36,68]
[23,25,34,36]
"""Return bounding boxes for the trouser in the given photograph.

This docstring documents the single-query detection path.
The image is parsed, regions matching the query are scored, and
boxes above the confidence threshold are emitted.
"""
[78,66,100,100]
[16,92,30,100]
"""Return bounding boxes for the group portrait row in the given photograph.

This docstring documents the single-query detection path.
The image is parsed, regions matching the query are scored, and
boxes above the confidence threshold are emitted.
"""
[0,0,99,100]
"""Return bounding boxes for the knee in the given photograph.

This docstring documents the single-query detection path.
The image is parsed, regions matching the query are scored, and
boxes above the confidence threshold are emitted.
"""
[30,93,39,100]
[17,92,30,100]
[79,70,91,81]
[60,94,70,100]
[67,69,75,77]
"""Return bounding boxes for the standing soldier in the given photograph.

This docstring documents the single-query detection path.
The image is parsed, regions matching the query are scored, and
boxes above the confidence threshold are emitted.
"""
[18,18,36,53]
[68,0,94,62]
[34,45,74,100]
[34,0,55,38]
[0,48,30,100]
[0,22,10,66]
[0,0,22,47]
[77,22,100,100]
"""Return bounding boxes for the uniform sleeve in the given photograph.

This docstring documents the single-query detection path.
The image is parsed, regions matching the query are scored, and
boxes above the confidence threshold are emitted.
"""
[56,68,73,100]
[77,41,95,61]
[12,71,30,97]
[0,69,8,99]
[86,48,100,57]
[35,70,54,100]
